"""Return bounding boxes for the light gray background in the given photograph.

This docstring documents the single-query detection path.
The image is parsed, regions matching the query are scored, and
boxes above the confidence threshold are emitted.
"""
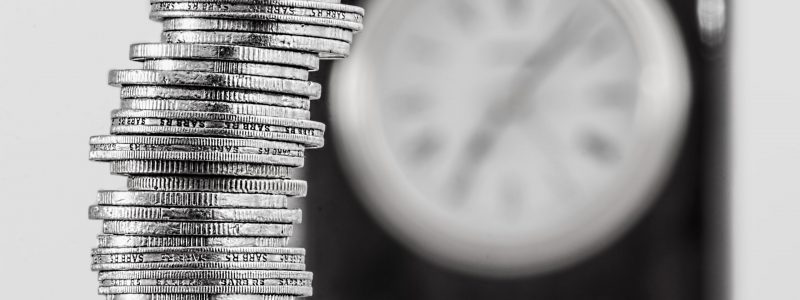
[0,0,796,299]
[0,1,159,298]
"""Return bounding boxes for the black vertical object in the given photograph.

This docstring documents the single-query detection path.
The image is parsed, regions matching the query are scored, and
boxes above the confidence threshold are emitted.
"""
[305,0,729,299]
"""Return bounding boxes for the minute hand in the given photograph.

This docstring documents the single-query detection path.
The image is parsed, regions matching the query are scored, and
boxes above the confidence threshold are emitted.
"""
[447,15,592,201]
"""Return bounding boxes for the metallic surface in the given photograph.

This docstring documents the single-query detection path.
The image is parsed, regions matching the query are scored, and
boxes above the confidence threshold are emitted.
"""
[87,0,363,298]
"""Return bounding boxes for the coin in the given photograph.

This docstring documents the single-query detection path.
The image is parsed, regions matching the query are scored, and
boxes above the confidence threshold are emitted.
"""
[129,43,320,70]
[119,86,312,109]
[109,110,325,148]
[93,246,304,255]
[90,135,305,167]
[92,259,305,272]
[149,0,363,15]
[98,269,312,280]
[92,247,305,271]
[162,31,350,59]
[102,221,294,237]
[109,160,293,178]
[96,235,290,248]
[150,7,362,32]
[109,70,321,99]
[89,206,302,223]
[127,177,307,196]
[104,294,296,300]
[163,18,354,42]
[96,191,290,208]
[149,2,363,23]
[142,59,309,80]
[98,286,312,296]
[119,99,311,119]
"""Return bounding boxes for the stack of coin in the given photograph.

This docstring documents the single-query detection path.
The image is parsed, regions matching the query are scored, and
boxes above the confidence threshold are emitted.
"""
[88,1,364,299]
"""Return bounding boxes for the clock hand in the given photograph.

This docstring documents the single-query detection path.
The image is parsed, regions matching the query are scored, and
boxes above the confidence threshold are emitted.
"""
[447,11,593,204]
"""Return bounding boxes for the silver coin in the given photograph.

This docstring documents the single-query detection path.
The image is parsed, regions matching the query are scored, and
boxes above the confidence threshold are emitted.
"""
[142,59,309,80]
[92,247,305,271]
[119,99,311,119]
[93,246,304,255]
[92,260,304,272]
[119,86,311,109]
[102,221,294,237]
[110,110,325,148]
[154,0,341,4]
[89,206,303,223]
[91,135,305,153]
[162,31,350,59]
[163,18,354,42]
[98,286,312,296]
[90,135,305,166]
[127,176,307,196]
[96,191,290,208]
[90,135,304,154]
[150,8,361,32]
[109,160,293,178]
[129,43,319,70]
[104,294,296,300]
[100,278,305,288]
[97,235,290,248]
[149,0,360,14]
[99,269,312,280]
[109,70,321,99]
[150,3,363,23]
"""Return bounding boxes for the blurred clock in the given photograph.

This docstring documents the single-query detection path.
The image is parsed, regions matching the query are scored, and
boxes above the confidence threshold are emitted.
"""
[307,0,727,299]
[331,0,689,276]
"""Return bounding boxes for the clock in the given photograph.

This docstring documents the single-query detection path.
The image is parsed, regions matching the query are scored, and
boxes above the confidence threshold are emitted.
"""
[329,0,690,277]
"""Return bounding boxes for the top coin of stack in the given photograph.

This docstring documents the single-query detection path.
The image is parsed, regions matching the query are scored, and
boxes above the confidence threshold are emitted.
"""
[88,1,364,299]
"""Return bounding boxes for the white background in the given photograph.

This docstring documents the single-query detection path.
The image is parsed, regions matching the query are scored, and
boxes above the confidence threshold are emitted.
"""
[0,1,160,297]
[0,0,796,299]
[731,1,800,300]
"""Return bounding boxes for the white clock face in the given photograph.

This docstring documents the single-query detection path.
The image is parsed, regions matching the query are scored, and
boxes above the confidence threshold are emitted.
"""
[332,0,690,277]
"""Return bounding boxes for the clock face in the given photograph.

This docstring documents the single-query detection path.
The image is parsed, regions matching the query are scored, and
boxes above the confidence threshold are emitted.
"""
[331,0,690,277]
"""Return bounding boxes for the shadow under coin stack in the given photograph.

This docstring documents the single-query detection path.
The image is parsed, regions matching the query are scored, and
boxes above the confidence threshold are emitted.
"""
[87,1,364,299]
